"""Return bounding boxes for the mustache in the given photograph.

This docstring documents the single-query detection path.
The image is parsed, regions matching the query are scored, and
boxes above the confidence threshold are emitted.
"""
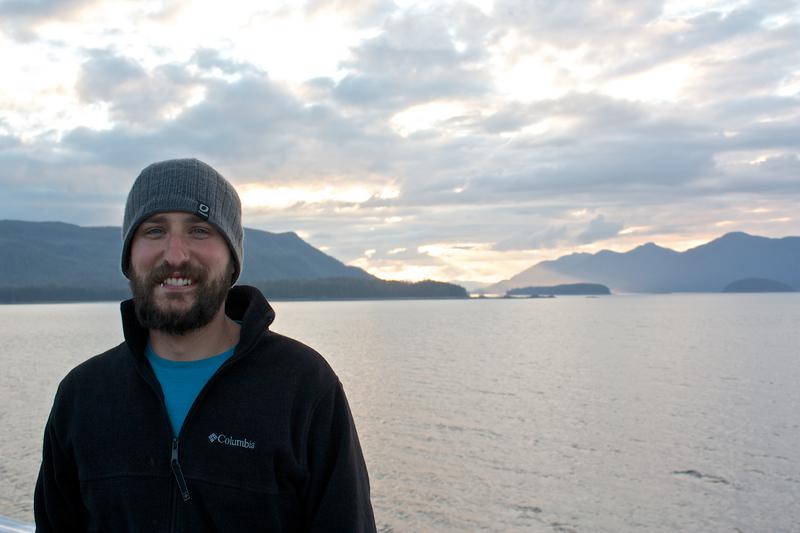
[142,262,208,286]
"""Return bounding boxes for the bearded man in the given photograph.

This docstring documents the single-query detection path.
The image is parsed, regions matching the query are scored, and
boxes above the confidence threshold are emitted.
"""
[34,159,376,532]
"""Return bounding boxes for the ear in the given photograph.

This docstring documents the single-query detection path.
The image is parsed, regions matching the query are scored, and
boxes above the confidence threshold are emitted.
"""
[228,259,237,286]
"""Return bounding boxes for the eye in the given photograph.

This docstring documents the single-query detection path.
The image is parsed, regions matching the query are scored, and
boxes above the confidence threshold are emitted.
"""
[141,226,164,237]
[190,226,212,236]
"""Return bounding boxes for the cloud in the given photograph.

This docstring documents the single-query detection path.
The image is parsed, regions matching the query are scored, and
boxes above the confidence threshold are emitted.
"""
[191,48,258,77]
[0,132,21,150]
[577,215,624,244]
[303,0,395,26]
[0,0,99,40]
[333,4,492,110]
[75,49,197,125]
[0,0,94,17]
[494,0,664,41]
[15,4,796,212]
[493,226,570,251]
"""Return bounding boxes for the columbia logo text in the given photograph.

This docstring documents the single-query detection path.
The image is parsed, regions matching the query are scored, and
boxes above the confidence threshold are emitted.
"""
[207,432,255,449]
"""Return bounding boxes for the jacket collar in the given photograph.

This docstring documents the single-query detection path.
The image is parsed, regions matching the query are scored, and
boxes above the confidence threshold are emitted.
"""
[120,285,276,361]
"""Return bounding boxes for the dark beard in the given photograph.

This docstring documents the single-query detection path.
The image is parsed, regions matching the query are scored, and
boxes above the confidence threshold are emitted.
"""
[130,261,232,336]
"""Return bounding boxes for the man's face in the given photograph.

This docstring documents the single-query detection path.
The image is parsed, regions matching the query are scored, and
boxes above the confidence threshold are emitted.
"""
[129,212,233,335]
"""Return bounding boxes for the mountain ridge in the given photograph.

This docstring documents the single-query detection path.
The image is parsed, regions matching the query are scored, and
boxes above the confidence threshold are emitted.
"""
[0,219,373,289]
[487,232,800,294]
[0,220,468,302]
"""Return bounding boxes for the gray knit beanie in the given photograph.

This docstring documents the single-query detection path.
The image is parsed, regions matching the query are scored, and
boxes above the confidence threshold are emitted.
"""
[121,158,244,285]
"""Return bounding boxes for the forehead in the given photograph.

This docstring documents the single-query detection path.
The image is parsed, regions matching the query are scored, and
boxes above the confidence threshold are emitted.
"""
[140,212,209,225]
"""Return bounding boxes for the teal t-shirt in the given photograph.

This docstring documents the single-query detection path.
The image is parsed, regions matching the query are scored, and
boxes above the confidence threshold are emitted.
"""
[145,343,236,436]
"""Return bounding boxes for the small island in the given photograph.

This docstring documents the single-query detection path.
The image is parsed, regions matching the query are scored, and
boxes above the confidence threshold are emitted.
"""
[506,283,611,297]
[722,278,795,293]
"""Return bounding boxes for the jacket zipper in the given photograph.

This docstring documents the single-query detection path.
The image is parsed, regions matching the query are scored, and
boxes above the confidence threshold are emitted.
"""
[169,476,178,533]
[137,341,245,507]
[171,438,191,501]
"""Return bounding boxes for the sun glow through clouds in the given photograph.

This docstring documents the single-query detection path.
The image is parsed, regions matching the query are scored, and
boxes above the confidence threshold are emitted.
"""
[350,261,443,282]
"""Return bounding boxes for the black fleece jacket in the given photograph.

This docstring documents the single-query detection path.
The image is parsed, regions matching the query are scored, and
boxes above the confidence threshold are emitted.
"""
[34,285,376,532]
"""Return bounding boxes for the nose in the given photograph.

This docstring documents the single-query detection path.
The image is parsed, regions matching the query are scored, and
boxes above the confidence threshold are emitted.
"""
[163,233,190,266]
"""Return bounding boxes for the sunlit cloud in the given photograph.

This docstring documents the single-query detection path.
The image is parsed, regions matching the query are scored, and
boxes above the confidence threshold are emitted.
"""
[602,62,693,102]
[619,226,654,236]
[162,86,207,120]
[240,182,398,209]
[487,33,591,102]
[662,0,746,19]
[418,242,490,257]
[377,186,400,199]
[390,100,471,137]
[492,54,565,102]
[228,8,368,83]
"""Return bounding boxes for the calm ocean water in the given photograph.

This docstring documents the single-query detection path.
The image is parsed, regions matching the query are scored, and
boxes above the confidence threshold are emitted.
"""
[1,294,798,532]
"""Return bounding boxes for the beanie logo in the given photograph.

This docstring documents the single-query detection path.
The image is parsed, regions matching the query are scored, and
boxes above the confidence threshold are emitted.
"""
[197,202,210,218]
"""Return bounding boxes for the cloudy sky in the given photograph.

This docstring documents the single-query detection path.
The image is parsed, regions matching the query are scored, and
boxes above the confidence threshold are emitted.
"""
[2,0,799,283]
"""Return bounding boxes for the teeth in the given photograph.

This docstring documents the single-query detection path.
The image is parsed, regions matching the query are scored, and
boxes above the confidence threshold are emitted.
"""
[162,277,193,287]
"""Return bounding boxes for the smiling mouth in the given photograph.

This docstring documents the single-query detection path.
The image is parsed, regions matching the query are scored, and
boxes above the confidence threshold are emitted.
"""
[160,277,195,288]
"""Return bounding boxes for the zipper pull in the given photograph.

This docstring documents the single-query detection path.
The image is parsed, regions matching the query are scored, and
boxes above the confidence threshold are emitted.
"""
[170,438,191,501]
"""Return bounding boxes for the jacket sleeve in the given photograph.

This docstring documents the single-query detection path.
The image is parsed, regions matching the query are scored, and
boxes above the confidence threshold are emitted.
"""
[303,381,376,533]
[34,392,88,532]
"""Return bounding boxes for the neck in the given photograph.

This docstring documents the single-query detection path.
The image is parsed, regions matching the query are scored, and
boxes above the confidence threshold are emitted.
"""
[149,306,240,362]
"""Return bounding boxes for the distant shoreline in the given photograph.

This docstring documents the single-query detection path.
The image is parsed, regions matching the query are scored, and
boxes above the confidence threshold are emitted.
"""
[3,292,799,305]
[0,296,472,305]
[0,278,469,304]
